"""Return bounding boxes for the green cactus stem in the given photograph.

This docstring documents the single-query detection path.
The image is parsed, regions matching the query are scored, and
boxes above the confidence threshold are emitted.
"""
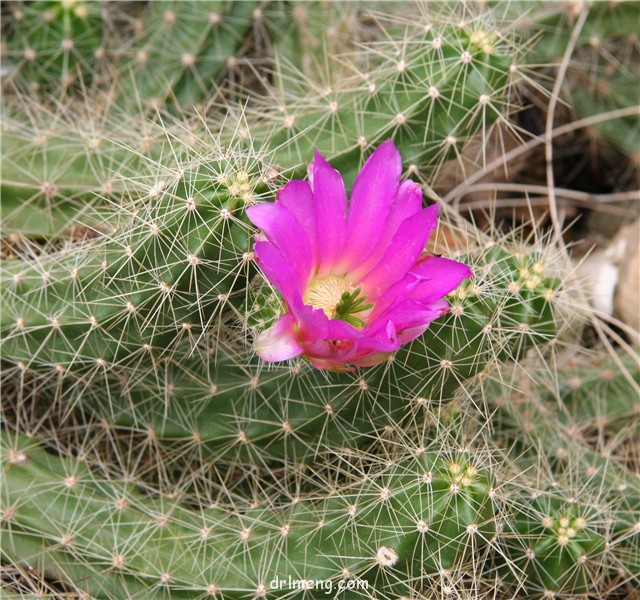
[1,431,495,599]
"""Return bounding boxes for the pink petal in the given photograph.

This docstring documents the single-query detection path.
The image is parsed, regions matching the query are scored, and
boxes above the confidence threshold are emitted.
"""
[356,320,402,353]
[312,150,347,276]
[394,298,450,344]
[253,314,303,361]
[277,180,319,270]
[397,325,430,345]
[301,338,358,362]
[369,255,465,322]
[291,293,361,342]
[369,300,446,334]
[247,202,313,284]
[348,180,423,282]
[335,140,401,273]
[290,293,329,340]
[408,256,473,303]
[368,274,421,322]
[254,241,302,306]
[359,204,439,301]
[327,318,363,341]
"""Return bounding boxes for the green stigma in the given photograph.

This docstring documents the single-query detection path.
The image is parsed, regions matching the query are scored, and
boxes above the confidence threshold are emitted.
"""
[333,288,373,328]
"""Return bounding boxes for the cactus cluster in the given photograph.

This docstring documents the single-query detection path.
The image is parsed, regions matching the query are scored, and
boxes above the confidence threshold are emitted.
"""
[3,1,259,107]
[1,2,638,599]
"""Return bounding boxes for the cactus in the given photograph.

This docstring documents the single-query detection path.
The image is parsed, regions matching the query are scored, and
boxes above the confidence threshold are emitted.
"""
[483,350,640,596]
[0,140,260,373]
[0,7,520,358]
[2,2,638,599]
[116,0,259,112]
[1,203,565,466]
[0,106,158,238]
[3,1,259,108]
[258,1,364,80]
[498,451,640,597]
[244,14,516,188]
[1,430,495,599]
[2,0,261,240]
[2,11,516,241]
[3,0,106,93]
[1,9,526,465]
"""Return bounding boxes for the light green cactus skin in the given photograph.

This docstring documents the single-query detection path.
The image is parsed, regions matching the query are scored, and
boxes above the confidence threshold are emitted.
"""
[0,11,532,464]
[0,122,152,238]
[1,431,494,599]
[4,0,105,91]
[549,356,640,433]
[487,352,640,446]
[503,494,608,595]
[117,0,259,112]
[0,158,256,373]
[485,353,640,596]
[2,3,638,599]
[248,20,514,188]
[500,453,640,597]
[260,1,363,79]
[1,15,515,239]
[517,1,639,65]
[4,1,259,107]
[1,232,561,465]
[2,0,259,239]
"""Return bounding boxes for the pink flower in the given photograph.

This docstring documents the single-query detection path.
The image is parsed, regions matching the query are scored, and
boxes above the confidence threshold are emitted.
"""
[247,140,471,371]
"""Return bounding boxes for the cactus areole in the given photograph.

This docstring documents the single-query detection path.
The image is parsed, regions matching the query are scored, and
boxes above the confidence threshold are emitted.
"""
[247,140,471,370]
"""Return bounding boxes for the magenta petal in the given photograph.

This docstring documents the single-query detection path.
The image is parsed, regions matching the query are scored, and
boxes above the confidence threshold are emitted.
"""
[253,314,303,361]
[408,256,473,303]
[291,298,329,341]
[277,180,319,270]
[335,140,401,273]
[291,293,361,342]
[351,331,400,355]
[248,140,470,369]
[359,204,439,300]
[369,300,445,334]
[312,150,347,276]
[327,318,362,341]
[397,324,430,345]
[301,338,358,362]
[247,202,312,284]
[368,274,420,321]
[348,180,423,282]
[254,241,301,306]
[425,297,450,315]
[395,298,449,344]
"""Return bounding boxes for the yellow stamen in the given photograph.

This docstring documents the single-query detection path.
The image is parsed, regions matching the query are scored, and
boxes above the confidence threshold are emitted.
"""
[304,276,355,318]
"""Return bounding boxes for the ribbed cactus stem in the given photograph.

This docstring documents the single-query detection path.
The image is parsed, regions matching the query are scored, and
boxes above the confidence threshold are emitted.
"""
[1,432,495,599]
[0,150,258,372]
[4,235,561,468]
[2,15,516,240]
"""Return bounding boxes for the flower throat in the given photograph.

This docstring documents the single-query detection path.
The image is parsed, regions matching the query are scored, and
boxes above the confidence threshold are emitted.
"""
[304,276,373,327]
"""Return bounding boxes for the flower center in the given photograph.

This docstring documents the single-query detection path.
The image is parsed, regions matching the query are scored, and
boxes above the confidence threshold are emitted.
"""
[304,276,374,327]
[305,276,355,318]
